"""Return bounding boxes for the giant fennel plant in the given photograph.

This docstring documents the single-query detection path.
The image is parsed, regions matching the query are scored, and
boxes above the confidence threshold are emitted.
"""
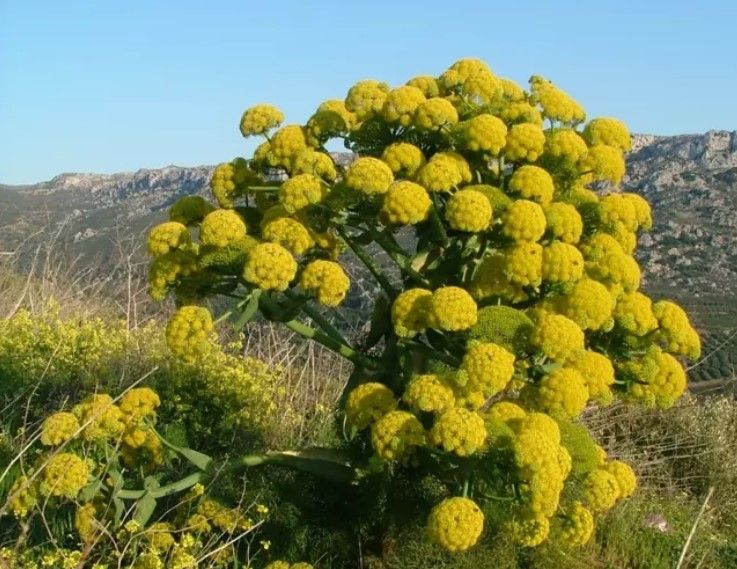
[144,58,700,554]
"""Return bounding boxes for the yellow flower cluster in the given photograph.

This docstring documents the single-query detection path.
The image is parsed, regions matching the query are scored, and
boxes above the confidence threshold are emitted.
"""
[430,407,486,456]
[292,148,337,181]
[39,453,91,498]
[546,129,588,163]
[345,382,397,430]
[345,79,390,119]
[583,117,632,152]
[371,410,425,461]
[268,124,309,168]
[582,468,621,512]
[543,202,584,244]
[72,394,125,441]
[426,286,478,331]
[280,173,327,213]
[504,123,546,162]
[502,199,547,242]
[529,312,584,362]
[426,497,484,552]
[464,114,507,154]
[391,288,432,337]
[542,242,584,283]
[299,260,350,307]
[381,181,432,225]
[568,350,615,404]
[416,153,464,192]
[508,165,555,204]
[653,300,701,359]
[459,341,515,396]
[621,346,687,408]
[382,85,426,126]
[382,142,426,177]
[265,562,314,569]
[199,209,247,248]
[263,216,314,255]
[553,501,595,547]
[529,368,589,419]
[445,189,492,232]
[40,412,80,446]
[530,75,586,124]
[402,374,455,413]
[147,222,191,257]
[209,158,258,208]
[239,104,284,137]
[165,305,214,362]
[243,243,297,291]
[613,291,658,336]
[414,97,459,130]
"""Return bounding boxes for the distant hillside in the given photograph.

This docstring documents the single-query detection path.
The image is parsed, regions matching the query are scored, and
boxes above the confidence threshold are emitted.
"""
[1,132,735,384]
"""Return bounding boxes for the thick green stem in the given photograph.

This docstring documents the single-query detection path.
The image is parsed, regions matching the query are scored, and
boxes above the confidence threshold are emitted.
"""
[284,290,352,348]
[429,197,449,248]
[337,226,398,297]
[369,229,431,287]
[284,318,368,366]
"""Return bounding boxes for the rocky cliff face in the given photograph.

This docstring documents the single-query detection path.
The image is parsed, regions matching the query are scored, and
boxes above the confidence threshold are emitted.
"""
[1,132,735,383]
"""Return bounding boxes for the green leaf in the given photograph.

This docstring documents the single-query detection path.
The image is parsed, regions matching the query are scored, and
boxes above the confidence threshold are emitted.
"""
[176,447,214,472]
[133,493,157,526]
[79,477,103,503]
[266,448,356,484]
[232,289,262,331]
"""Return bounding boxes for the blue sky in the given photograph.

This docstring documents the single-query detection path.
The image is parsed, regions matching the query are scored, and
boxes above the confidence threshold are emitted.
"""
[1,1,735,184]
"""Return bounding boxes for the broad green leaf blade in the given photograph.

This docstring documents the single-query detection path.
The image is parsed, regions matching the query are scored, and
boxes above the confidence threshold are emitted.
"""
[133,493,157,526]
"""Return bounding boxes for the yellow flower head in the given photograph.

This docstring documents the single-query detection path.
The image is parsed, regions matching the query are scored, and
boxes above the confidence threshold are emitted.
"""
[414,97,459,131]
[306,99,357,143]
[545,129,588,163]
[430,407,487,457]
[40,452,90,498]
[652,300,701,359]
[568,350,615,404]
[382,85,426,126]
[382,181,432,225]
[503,242,543,287]
[530,75,586,124]
[391,288,432,337]
[40,412,80,446]
[345,157,394,195]
[445,189,493,232]
[210,158,258,208]
[268,124,309,168]
[580,144,626,185]
[623,347,687,408]
[426,286,478,332]
[556,278,615,331]
[406,75,441,97]
[486,401,527,423]
[199,209,247,248]
[239,104,284,137]
[544,202,583,244]
[72,394,125,441]
[403,374,455,413]
[605,459,637,498]
[588,252,641,296]
[243,242,297,291]
[427,497,484,552]
[499,102,544,127]
[463,114,507,154]
[529,312,585,363]
[279,173,327,213]
[119,387,161,425]
[345,382,397,430]
[621,192,653,230]
[165,305,214,362]
[542,242,584,283]
[583,468,621,512]
[345,79,390,120]
[263,216,314,256]
[147,222,190,257]
[291,148,337,182]
[371,410,425,461]
[553,501,595,547]
[509,165,555,205]
[579,233,625,262]
[613,291,658,336]
[501,199,547,242]
[531,368,589,419]
[381,142,426,177]
[416,154,464,193]
[169,196,215,226]
[504,123,546,162]
[598,194,638,232]
[459,342,516,397]
[299,260,350,307]
[584,117,631,152]
[507,511,550,547]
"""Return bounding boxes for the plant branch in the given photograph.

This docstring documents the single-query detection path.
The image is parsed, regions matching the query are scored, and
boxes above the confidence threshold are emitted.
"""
[337,226,398,297]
